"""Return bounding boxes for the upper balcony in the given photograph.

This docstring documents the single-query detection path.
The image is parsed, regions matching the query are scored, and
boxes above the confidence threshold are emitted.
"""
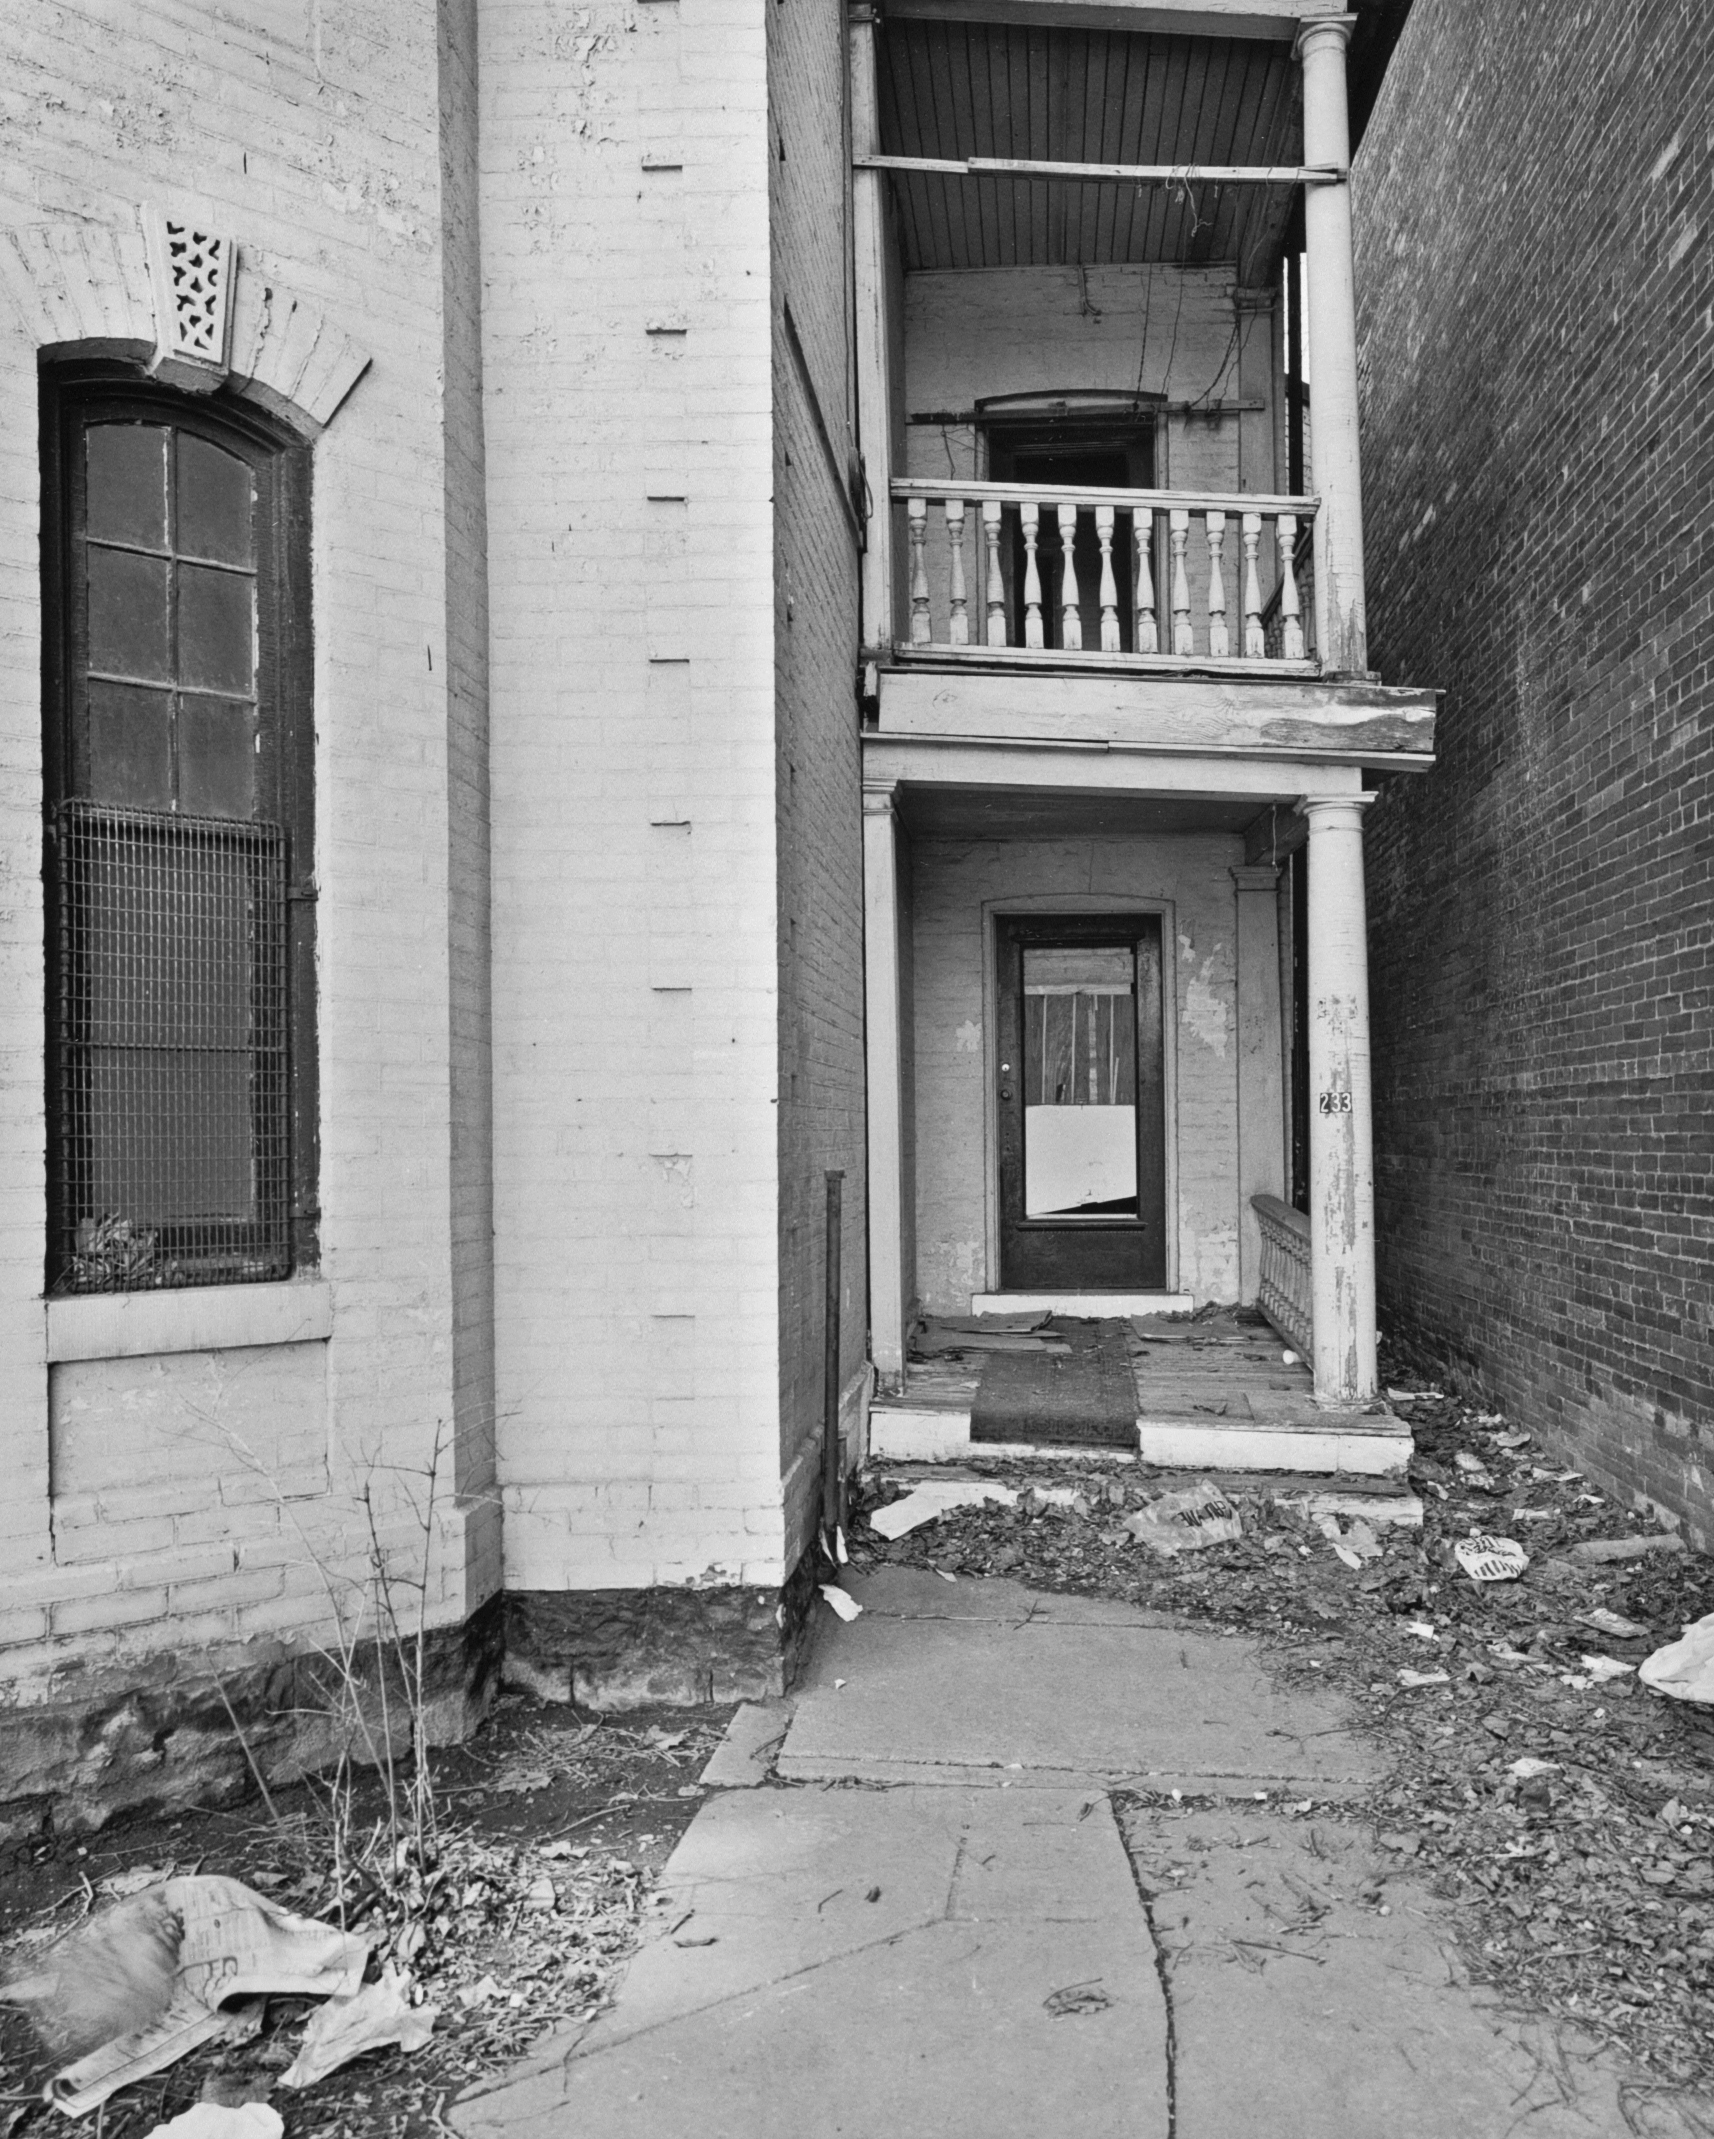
[850,0,1436,771]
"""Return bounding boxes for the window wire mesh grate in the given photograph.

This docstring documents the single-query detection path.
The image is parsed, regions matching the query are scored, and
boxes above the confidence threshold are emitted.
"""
[51,799,290,1292]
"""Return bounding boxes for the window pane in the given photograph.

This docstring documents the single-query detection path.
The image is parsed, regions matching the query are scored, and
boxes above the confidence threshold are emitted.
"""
[87,546,170,680]
[179,695,256,819]
[87,680,172,808]
[54,805,289,1287]
[86,424,168,550]
[177,564,254,695]
[176,435,254,566]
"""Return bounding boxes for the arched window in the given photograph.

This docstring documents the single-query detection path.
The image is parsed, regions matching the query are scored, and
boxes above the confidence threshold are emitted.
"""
[42,367,316,1292]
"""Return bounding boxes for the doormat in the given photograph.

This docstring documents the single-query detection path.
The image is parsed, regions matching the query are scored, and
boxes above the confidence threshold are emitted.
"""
[969,1319,1137,1448]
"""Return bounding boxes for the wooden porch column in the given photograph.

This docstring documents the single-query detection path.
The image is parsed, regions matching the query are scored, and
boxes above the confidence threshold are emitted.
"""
[850,4,896,655]
[1297,15,1367,675]
[864,785,908,1388]
[1231,865,1286,1304]
[1298,795,1377,1403]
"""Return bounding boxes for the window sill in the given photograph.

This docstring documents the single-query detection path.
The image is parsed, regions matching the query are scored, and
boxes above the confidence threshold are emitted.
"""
[46,1278,333,1365]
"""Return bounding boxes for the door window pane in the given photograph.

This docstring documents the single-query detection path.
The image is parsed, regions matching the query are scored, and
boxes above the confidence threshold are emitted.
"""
[86,424,168,550]
[1022,945,1138,1217]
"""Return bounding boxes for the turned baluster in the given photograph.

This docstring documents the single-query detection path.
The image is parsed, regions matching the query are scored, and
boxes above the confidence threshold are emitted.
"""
[1276,513,1304,660]
[1058,505,1083,651]
[907,496,931,645]
[1169,508,1193,657]
[1134,512,1159,653]
[982,501,1007,645]
[1206,509,1229,658]
[1095,506,1121,652]
[1241,511,1265,659]
[945,498,969,646]
[1020,501,1044,649]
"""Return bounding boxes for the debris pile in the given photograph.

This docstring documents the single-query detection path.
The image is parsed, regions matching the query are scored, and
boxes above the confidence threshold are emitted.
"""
[849,1384,1714,2090]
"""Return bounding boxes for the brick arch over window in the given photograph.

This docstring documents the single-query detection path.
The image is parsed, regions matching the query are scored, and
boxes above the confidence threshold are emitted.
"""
[0,217,370,437]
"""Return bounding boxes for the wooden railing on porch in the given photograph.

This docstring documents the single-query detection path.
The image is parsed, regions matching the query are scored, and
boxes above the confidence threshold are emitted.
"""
[1253,1193,1311,1360]
[893,477,1316,671]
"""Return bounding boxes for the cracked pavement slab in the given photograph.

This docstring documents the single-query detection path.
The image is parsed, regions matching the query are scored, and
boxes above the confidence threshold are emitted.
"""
[455,1786,1169,2139]
[1122,1807,1714,2137]
[453,1567,1714,2138]
[774,1567,1382,1794]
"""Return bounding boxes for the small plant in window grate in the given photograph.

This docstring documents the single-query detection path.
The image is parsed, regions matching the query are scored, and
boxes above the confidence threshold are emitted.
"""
[50,800,292,1292]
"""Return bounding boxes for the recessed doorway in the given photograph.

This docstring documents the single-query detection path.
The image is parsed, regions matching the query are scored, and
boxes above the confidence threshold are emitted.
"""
[995,913,1166,1291]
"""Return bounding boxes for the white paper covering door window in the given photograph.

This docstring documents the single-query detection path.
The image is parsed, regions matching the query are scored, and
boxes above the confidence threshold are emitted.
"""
[1021,945,1138,1217]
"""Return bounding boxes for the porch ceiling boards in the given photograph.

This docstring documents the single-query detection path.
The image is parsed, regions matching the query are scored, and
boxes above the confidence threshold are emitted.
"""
[875,18,1303,273]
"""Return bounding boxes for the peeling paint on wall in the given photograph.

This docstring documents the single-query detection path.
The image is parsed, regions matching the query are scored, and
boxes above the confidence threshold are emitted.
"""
[954,1019,980,1054]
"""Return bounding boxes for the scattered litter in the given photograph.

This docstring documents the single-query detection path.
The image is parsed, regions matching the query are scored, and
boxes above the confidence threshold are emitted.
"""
[1573,1656,1635,1685]
[867,1481,1017,1540]
[96,1869,173,1901]
[1454,1452,1498,1490]
[1641,1611,1714,1705]
[280,1968,437,2090]
[1508,1758,1560,1780]
[1571,1534,1686,1564]
[1397,1668,1450,1688]
[1454,1535,1529,1583]
[488,1765,554,1795]
[1043,1979,1111,2017]
[819,1585,862,1621]
[1281,1350,1299,1366]
[934,1568,957,1583]
[1403,1621,1438,1641]
[1489,1430,1532,1450]
[523,1875,558,1913]
[2,1877,370,2116]
[456,1977,500,2010]
[1578,1608,1651,1641]
[1319,1514,1383,1569]
[1123,1483,1243,1556]
[142,2105,283,2139]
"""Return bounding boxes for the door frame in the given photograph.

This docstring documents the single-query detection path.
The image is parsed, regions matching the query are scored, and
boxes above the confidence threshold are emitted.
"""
[980,894,1179,1296]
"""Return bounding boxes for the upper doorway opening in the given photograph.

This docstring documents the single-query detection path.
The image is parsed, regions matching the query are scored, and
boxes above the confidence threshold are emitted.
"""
[982,394,1158,652]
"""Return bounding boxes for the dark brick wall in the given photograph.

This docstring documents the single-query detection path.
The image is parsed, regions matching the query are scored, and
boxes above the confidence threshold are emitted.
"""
[1352,0,1714,1540]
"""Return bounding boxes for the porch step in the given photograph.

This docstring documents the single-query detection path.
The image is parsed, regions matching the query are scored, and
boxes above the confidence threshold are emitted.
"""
[970,1291,1194,1318]
[868,1400,1411,1479]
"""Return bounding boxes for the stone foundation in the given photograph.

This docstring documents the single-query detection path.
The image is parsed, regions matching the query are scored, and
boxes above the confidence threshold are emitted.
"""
[504,1553,822,1711]
[0,1600,504,1845]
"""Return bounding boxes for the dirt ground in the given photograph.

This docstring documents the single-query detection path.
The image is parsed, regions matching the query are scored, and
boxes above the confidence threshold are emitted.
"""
[0,1698,731,2139]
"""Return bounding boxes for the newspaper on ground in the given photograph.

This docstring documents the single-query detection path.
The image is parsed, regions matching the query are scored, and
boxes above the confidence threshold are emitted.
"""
[39,1876,368,2116]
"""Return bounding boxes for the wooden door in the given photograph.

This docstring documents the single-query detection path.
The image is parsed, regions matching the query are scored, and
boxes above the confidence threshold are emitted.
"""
[996,915,1166,1291]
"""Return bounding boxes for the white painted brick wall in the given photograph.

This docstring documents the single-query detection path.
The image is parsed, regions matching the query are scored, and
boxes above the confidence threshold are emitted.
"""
[0,0,498,1698]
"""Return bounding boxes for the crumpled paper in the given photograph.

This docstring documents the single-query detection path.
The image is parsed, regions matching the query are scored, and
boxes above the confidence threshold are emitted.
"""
[280,1967,437,2089]
[1640,1610,1714,1706]
[1124,1483,1243,1556]
[43,1876,368,2116]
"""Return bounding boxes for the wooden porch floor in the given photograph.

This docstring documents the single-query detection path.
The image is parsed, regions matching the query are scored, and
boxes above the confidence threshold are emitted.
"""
[871,1314,1410,1478]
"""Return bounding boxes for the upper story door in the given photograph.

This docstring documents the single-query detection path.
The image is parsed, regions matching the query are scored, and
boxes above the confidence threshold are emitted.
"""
[985,418,1156,651]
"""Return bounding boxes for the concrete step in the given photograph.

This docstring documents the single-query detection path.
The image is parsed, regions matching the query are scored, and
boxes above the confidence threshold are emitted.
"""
[869,1398,1412,1478]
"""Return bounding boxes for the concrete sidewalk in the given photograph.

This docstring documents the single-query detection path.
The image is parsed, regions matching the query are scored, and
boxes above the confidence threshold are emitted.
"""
[455,1569,1711,2139]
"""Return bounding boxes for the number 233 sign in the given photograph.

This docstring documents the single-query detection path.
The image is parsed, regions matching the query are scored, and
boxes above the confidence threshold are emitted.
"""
[1317,1090,1353,1115]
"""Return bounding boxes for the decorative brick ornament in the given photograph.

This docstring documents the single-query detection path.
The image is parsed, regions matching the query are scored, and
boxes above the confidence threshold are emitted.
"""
[144,208,236,389]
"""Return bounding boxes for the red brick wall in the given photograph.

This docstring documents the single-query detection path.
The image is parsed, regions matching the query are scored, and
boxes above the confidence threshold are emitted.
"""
[1353,0,1714,1540]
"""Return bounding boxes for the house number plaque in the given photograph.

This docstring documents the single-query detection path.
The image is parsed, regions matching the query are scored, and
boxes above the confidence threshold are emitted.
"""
[1318,1091,1353,1114]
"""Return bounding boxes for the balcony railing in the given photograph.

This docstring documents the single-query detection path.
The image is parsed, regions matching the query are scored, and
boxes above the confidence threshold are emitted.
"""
[893,478,1317,673]
[1253,1193,1311,1360]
